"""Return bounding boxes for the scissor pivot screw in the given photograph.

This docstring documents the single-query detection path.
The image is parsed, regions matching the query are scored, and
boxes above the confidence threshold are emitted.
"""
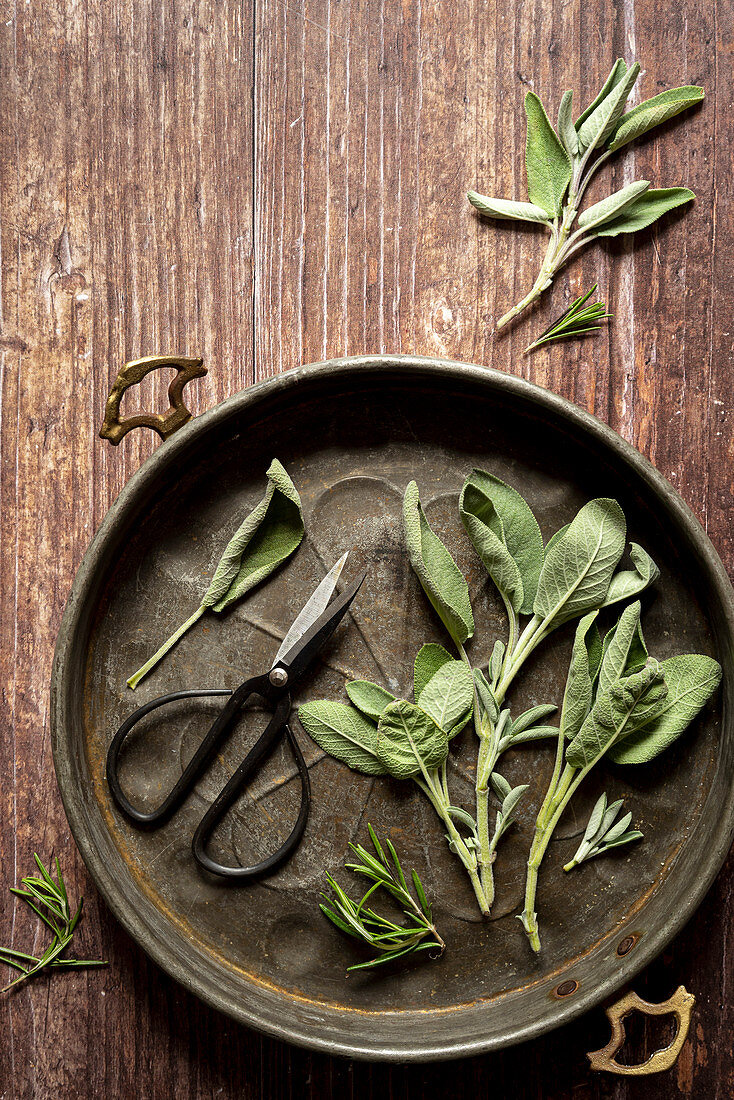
[269,668,289,688]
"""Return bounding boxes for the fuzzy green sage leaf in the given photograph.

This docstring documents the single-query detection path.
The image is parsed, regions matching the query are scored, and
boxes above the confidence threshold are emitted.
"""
[127,459,304,689]
[403,481,474,646]
[298,700,387,776]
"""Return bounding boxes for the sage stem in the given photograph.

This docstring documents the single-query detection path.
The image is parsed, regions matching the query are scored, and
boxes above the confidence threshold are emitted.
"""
[127,604,206,690]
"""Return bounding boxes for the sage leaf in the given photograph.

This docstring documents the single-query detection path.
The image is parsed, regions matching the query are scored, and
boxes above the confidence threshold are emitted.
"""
[473,668,499,725]
[414,642,454,700]
[577,62,641,154]
[603,830,644,851]
[583,792,608,843]
[524,92,573,217]
[490,639,505,686]
[460,469,544,614]
[503,724,559,747]
[403,481,474,646]
[494,783,529,841]
[594,188,695,237]
[556,89,578,157]
[491,772,512,801]
[126,458,304,689]
[566,662,668,770]
[346,680,396,721]
[204,459,304,611]
[575,59,629,132]
[609,654,722,764]
[602,811,633,845]
[597,602,643,695]
[577,180,650,233]
[608,86,704,152]
[533,499,626,628]
[417,661,474,737]
[510,703,558,738]
[467,191,551,224]
[602,543,660,607]
[560,611,601,740]
[376,700,449,780]
[298,701,387,776]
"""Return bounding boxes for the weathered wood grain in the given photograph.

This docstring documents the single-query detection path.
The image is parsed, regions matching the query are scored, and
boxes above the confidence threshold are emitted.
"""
[1,0,732,1095]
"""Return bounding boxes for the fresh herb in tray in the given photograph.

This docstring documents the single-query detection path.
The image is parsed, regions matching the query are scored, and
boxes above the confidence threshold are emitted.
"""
[468,60,703,329]
[1,855,106,993]
[321,826,444,972]
[127,459,304,689]
[299,471,721,952]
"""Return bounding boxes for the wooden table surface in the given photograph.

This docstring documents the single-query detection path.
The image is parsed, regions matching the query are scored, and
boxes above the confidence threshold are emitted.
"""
[1,0,732,1096]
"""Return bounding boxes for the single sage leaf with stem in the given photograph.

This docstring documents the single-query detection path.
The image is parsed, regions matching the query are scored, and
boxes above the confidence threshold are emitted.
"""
[468,61,703,329]
[320,825,444,972]
[127,459,304,689]
[1,855,107,993]
[525,284,612,355]
[563,793,643,871]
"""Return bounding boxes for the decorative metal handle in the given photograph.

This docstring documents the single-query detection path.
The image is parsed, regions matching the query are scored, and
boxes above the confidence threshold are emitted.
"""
[99,354,207,444]
[587,985,695,1076]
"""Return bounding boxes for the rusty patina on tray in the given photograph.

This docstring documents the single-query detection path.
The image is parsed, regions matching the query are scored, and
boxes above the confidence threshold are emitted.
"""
[51,355,734,1061]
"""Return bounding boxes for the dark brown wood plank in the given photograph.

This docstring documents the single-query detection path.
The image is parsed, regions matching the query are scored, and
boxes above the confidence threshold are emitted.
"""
[1,0,731,1095]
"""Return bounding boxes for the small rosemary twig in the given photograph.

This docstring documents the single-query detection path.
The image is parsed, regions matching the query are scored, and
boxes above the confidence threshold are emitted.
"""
[320,825,445,972]
[1,855,107,993]
[525,285,612,353]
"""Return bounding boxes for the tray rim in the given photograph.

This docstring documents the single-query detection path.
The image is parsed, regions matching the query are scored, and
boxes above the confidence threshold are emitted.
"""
[51,353,734,1060]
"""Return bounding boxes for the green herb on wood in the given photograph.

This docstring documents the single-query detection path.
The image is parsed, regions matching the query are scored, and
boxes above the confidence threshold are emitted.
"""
[320,825,444,972]
[127,459,304,689]
[563,792,643,871]
[1,855,107,993]
[525,285,612,354]
[468,62,703,329]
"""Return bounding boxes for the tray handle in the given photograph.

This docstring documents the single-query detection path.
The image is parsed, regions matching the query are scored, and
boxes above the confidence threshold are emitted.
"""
[99,355,207,445]
[587,984,695,1076]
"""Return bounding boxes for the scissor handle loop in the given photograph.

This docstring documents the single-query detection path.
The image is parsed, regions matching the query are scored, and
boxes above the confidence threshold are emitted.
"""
[106,677,269,825]
[192,720,311,879]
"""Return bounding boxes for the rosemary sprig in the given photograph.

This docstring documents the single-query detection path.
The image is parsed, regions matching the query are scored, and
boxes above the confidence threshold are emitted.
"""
[0,855,107,993]
[525,285,611,353]
[320,825,445,972]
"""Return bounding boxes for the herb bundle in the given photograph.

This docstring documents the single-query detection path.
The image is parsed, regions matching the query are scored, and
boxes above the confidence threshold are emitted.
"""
[127,459,304,689]
[321,825,444,972]
[1,856,106,993]
[468,60,703,328]
[299,471,721,954]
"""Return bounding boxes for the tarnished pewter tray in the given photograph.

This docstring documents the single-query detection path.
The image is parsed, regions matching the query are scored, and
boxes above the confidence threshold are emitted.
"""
[51,355,734,1061]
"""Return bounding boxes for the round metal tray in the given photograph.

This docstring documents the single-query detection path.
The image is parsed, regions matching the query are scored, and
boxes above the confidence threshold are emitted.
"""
[51,355,734,1060]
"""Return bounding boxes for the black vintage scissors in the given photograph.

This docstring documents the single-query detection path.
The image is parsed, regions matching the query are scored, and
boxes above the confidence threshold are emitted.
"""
[106,553,364,880]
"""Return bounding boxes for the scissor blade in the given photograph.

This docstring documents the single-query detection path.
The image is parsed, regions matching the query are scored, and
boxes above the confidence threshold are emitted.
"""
[275,570,367,682]
[271,552,349,669]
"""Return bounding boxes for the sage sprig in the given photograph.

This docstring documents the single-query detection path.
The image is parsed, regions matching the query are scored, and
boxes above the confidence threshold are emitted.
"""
[320,825,444,972]
[563,792,643,872]
[521,606,721,951]
[1,856,106,993]
[525,284,611,354]
[299,646,488,911]
[468,61,703,329]
[127,459,304,689]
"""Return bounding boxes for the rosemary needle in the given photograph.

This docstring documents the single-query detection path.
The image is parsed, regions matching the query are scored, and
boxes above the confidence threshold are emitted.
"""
[525,284,612,353]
